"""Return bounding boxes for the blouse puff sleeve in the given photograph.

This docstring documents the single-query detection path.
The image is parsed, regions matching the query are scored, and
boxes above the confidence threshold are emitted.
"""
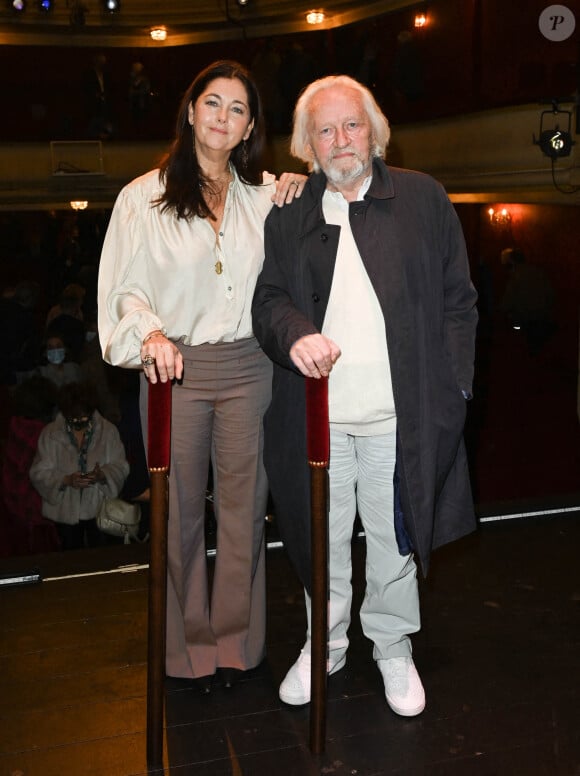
[98,174,165,370]
[98,170,277,370]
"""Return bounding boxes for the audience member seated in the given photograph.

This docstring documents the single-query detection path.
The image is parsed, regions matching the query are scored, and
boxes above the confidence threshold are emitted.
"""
[0,376,60,555]
[46,283,87,361]
[115,368,150,540]
[36,333,82,389]
[500,247,557,356]
[29,381,129,550]
[0,280,43,386]
[79,310,121,424]
[46,283,85,327]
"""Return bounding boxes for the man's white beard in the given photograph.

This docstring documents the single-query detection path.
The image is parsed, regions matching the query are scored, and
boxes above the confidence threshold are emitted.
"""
[323,153,371,187]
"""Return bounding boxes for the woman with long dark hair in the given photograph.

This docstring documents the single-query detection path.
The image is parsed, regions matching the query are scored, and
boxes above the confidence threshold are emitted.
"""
[98,60,305,691]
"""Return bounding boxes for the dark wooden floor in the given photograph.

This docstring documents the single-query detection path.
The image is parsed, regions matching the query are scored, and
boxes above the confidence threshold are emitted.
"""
[1,513,579,776]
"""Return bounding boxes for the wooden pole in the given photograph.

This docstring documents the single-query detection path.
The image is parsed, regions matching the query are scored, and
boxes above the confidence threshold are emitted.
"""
[146,467,168,769]
[305,377,330,754]
[309,465,328,754]
[145,376,172,771]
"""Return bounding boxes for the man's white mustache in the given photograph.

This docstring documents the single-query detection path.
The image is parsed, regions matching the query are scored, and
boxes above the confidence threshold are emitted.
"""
[330,148,359,160]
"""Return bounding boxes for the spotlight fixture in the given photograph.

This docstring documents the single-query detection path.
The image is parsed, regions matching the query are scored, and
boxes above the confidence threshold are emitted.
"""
[536,127,573,159]
[414,13,427,27]
[150,26,167,41]
[533,103,574,159]
[306,10,325,24]
[70,200,88,210]
[38,0,53,10]
[237,0,249,5]
[103,0,119,12]
[12,0,25,10]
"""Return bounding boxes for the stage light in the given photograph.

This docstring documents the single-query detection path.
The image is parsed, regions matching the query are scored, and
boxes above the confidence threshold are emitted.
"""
[103,0,119,12]
[306,10,325,24]
[237,0,249,5]
[533,103,575,159]
[12,0,26,11]
[39,0,53,10]
[150,26,167,41]
[537,128,573,159]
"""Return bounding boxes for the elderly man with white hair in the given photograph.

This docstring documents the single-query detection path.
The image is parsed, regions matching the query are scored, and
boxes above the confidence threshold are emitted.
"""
[252,75,478,716]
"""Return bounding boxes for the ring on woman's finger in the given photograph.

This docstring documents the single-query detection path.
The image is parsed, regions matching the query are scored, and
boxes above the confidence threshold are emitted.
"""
[141,354,156,367]
[291,180,299,187]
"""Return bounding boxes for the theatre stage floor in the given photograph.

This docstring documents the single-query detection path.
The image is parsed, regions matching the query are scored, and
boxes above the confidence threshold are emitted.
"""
[1,512,579,776]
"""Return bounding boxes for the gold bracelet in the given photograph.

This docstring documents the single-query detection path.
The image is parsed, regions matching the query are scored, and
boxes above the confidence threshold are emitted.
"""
[142,330,164,344]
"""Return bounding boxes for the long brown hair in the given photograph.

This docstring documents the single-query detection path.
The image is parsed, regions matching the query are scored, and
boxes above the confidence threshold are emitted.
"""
[156,60,265,221]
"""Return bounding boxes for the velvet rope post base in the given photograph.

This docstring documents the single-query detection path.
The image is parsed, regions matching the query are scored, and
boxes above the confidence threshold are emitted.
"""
[146,375,172,770]
[305,376,329,754]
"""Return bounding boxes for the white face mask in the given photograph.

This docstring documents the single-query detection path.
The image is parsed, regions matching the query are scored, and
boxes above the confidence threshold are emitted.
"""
[46,348,66,365]
[85,331,97,343]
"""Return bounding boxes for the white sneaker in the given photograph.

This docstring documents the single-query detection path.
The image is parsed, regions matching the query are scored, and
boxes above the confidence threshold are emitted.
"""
[377,656,425,716]
[279,650,347,706]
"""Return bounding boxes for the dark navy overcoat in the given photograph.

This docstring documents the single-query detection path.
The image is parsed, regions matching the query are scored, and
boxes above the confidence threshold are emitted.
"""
[252,158,478,590]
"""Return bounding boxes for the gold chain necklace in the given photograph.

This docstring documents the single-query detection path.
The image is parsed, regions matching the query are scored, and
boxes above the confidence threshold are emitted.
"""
[200,169,231,276]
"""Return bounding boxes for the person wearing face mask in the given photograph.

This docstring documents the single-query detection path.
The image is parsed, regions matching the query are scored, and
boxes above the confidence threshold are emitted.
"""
[45,284,87,361]
[30,381,129,550]
[37,332,82,389]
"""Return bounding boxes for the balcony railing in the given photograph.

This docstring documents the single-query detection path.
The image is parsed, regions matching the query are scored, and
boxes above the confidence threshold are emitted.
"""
[0,103,578,210]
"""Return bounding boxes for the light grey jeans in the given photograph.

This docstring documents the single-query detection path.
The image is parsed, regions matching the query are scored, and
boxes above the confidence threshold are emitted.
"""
[304,425,420,665]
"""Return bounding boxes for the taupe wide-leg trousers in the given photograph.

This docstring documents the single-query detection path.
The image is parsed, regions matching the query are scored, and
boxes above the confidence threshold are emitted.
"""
[141,337,272,678]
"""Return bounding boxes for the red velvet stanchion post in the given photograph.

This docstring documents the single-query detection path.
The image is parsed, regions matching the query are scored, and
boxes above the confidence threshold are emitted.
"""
[146,375,172,771]
[305,376,330,754]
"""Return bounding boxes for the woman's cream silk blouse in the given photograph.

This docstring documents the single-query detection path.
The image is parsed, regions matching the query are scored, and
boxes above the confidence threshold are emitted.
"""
[98,167,275,368]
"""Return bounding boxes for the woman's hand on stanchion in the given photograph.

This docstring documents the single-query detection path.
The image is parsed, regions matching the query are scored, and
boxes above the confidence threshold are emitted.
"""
[140,331,184,384]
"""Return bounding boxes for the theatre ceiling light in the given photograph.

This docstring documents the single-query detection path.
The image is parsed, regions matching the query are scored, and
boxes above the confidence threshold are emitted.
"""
[11,0,25,10]
[103,0,120,12]
[150,26,167,41]
[38,0,53,10]
[306,10,325,24]
[70,200,88,210]
[414,13,427,27]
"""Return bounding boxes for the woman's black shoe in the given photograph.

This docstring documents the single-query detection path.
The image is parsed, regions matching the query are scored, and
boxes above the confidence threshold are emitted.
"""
[219,668,239,689]
[193,674,213,694]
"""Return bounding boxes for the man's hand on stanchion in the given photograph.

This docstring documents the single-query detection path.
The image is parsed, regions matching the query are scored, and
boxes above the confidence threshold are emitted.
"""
[290,333,341,378]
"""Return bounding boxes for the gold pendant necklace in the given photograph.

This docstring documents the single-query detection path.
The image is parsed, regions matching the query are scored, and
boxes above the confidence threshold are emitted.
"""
[215,260,223,275]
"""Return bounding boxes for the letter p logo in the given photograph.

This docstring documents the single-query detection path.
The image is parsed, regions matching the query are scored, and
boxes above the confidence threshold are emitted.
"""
[539,5,576,41]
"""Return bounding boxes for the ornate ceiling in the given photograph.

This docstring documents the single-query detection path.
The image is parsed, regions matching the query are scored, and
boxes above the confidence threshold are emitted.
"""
[0,0,418,47]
